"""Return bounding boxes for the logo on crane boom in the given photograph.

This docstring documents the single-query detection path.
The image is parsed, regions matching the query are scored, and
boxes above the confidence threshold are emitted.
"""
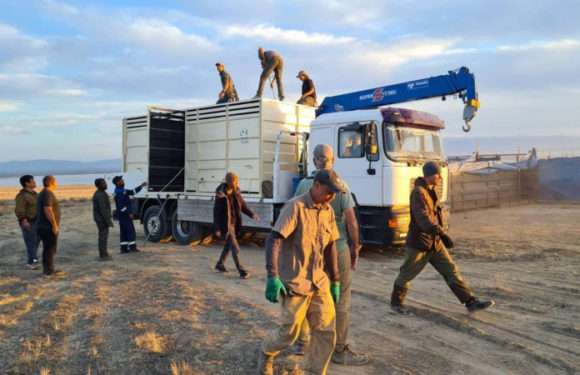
[372,88,384,102]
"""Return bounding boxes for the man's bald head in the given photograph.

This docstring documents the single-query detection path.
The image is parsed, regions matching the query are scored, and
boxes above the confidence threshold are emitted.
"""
[313,144,334,170]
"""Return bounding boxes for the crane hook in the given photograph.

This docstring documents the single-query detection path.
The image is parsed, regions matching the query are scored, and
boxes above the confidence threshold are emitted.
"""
[462,121,471,132]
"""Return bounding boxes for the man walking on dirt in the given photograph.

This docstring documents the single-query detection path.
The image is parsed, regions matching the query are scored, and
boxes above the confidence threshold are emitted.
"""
[36,175,63,277]
[253,47,284,101]
[215,62,239,104]
[258,169,344,375]
[391,161,495,313]
[15,175,40,269]
[93,178,113,260]
[293,144,368,366]
[112,176,146,254]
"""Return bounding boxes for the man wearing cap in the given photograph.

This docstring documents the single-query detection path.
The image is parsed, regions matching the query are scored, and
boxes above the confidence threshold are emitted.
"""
[112,176,147,254]
[391,161,495,313]
[258,169,344,375]
[215,62,239,104]
[253,47,284,101]
[296,71,317,107]
[293,144,367,366]
[92,178,113,260]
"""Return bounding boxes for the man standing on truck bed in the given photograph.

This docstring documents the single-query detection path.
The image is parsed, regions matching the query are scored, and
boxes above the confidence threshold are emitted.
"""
[213,172,259,279]
[15,175,40,269]
[391,161,495,313]
[293,144,368,366]
[296,70,317,107]
[112,176,146,254]
[258,169,344,375]
[253,47,284,101]
[215,62,239,104]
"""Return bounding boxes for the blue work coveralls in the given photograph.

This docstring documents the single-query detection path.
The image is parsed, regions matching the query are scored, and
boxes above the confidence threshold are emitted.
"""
[114,185,143,252]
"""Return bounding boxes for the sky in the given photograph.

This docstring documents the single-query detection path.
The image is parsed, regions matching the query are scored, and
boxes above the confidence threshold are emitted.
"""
[0,0,579,161]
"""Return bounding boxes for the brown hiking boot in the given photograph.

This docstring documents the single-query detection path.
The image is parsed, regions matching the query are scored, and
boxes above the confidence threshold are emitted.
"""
[332,344,369,366]
[257,350,274,375]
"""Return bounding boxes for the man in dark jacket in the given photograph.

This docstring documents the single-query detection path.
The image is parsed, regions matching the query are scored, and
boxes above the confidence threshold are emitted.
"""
[254,47,284,101]
[213,172,259,279]
[15,175,40,269]
[92,178,113,260]
[391,161,494,313]
[113,176,146,253]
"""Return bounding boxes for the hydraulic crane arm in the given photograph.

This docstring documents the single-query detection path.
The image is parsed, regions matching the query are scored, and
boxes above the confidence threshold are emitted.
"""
[316,67,480,132]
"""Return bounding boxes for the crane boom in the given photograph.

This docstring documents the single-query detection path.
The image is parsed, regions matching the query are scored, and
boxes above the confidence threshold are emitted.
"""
[316,66,480,132]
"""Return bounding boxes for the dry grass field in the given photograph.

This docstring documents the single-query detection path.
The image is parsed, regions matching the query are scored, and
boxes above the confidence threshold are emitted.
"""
[0,189,579,374]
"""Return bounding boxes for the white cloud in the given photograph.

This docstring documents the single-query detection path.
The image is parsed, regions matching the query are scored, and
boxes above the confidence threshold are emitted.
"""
[352,39,458,71]
[0,101,21,112]
[498,39,580,52]
[0,125,28,135]
[45,88,88,97]
[222,24,356,46]
[125,18,217,52]
[40,0,79,15]
[0,73,87,99]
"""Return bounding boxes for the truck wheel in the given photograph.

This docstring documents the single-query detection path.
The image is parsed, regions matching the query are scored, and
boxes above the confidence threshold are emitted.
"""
[171,210,205,245]
[143,205,169,243]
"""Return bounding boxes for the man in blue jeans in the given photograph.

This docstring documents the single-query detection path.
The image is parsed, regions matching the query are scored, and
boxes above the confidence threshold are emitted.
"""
[15,175,40,269]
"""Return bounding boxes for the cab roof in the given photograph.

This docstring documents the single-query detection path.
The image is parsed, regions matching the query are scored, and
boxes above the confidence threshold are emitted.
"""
[313,107,444,130]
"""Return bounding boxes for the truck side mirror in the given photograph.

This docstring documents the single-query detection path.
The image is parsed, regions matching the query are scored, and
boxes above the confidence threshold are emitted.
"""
[365,122,380,162]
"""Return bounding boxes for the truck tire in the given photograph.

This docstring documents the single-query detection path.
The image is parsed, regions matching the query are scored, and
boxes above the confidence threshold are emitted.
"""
[171,210,205,245]
[143,205,169,243]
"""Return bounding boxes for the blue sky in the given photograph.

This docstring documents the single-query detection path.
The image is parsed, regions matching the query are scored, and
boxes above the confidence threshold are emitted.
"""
[0,0,579,161]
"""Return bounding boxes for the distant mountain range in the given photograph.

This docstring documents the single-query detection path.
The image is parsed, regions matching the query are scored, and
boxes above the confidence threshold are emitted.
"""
[0,159,121,178]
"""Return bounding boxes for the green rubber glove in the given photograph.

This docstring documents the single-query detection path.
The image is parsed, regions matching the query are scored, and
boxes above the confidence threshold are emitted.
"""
[330,282,341,304]
[265,277,287,303]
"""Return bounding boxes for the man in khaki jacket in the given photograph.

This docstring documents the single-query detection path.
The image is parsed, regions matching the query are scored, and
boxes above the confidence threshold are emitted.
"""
[258,169,345,375]
[293,144,367,366]
[391,161,494,313]
[15,175,39,269]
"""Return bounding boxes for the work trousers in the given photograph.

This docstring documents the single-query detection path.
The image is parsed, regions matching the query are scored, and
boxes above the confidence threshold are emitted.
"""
[262,287,336,375]
[216,90,239,104]
[394,246,474,303]
[256,59,284,100]
[119,216,136,252]
[38,227,58,275]
[97,223,110,258]
[300,245,351,350]
[216,227,246,273]
[20,222,39,264]
[297,96,317,107]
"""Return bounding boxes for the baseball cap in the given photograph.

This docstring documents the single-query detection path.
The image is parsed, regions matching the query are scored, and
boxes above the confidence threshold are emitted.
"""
[314,169,347,193]
[423,161,442,177]
[215,62,224,67]
[296,70,307,78]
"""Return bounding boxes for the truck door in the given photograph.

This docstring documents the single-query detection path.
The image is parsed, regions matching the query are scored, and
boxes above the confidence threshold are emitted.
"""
[333,122,382,206]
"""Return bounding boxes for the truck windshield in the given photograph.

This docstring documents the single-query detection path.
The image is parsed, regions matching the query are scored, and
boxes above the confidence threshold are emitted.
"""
[383,124,443,161]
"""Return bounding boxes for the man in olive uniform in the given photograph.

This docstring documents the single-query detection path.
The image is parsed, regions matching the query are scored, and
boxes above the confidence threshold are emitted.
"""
[254,47,284,101]
[15,175,40,269]
[293,144,368,366]
[296,70,317,107]
[215,62,239,104]
[391,161,494,313]
[258,169,345,375]
[92,178,113,260]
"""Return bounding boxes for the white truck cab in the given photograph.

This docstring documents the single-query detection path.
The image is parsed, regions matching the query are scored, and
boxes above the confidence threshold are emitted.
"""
[311,107,448,245]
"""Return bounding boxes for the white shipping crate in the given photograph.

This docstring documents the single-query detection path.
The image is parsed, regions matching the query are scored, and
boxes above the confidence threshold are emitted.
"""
[185,99,314,198]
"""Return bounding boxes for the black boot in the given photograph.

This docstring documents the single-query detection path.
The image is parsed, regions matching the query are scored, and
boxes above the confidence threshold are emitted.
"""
[466,298,495,312]
[215,262,228,272]
[390,284,409,314]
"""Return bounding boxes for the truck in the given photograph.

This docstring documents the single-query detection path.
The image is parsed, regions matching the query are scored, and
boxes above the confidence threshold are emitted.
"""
[120,67,479,247]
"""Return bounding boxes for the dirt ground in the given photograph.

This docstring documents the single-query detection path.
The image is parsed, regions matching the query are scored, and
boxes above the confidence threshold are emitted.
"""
[0,195,579,375]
